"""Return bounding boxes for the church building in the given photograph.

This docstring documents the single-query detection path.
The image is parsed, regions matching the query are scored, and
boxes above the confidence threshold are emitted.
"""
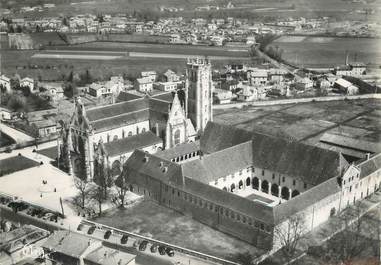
[59,58,213,181]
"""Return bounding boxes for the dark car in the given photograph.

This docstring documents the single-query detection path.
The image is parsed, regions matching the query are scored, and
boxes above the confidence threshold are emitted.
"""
[166,247,175,257]
[37,210,47,218]
[139,240,148,251]
[150,244,158,253]
[87,226,96,235]
[77,224,84,231]
[121,235,128,244]
[104,230,112,239]
[0,197,10,204]
[158,246,166,255]
[27,208,40,217]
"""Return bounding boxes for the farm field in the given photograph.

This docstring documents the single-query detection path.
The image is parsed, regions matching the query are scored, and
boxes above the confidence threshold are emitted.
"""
[53,41,250,57]
[0,41,252,81]
[213,98,381,149]
[271,36,381,68]
[3,0,379,21]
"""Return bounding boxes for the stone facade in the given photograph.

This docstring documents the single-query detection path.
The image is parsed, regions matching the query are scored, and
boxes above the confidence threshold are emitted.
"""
[186,58,213,134]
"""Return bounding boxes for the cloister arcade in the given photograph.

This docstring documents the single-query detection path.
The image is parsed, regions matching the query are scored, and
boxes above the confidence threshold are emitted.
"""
[221,176,300,201]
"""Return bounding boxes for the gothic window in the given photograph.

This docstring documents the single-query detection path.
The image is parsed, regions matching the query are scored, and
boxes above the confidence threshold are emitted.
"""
[113,135,118,141]
[122,130,125,138]
[174,129,181,145]
[142,128,146,133]
[128,131,132,137]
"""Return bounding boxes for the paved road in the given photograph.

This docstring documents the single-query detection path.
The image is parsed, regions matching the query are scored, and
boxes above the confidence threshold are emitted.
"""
[0,122,35,143]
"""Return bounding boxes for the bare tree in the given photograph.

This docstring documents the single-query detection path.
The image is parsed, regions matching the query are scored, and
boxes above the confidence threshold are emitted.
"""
[114,174,129,208]
[73,177,90,209]
[89,185,107,216]
[322,205,378,265]
[274,214,306,264]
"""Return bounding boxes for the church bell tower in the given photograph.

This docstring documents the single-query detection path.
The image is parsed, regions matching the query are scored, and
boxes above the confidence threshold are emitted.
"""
[185,57,213,134]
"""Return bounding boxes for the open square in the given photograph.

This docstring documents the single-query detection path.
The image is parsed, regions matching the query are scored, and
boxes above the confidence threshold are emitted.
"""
[93,199,265,261]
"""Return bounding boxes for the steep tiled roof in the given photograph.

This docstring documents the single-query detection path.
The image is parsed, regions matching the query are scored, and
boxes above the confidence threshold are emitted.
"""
[116,91,143,102]
[320,133,381,154]
[250,132,343,186]
[103,131,162,157]
[91,109,150,133]
[124,149,183,186]
[86,98,148,122]
[201,122,344,186]
[181,141,252,183]
[358,153,381,179]
[273,177,341,224]
[124,150,274,224]
[148,98,171,114]
[200,122,252,154]
[151,91,174,103]
[156,141,200,160]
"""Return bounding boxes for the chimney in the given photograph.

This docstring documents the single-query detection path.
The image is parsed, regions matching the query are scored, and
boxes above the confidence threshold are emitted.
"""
[143,155,149,163]
[159,161,164,168]
[366,153,370,160]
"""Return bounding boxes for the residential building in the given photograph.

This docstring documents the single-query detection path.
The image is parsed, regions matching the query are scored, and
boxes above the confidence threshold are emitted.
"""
[213,89,233,104]
[154,82,178,92]
[163,69,180,82]
[0,225,49,265]
[295,77,313,90]
[334,78,359,95]
[141,71,157,82]
[0,75,11,93]
[39,82,64,100]
[20,77,35,93]
[134,77,153,92]
[247,68,268,85]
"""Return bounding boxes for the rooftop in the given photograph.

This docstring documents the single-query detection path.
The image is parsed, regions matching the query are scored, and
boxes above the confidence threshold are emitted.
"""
[42,230,101,258]
[103,131,162,157]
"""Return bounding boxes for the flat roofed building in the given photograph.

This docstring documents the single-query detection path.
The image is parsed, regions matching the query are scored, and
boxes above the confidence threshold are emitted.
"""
[0,225,49,265]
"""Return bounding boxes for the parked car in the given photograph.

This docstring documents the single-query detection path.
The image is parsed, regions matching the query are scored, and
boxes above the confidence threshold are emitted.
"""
[139,240,148,251]
[42,213,54,221]
[87,226,96,235]
[158,246,166,255]
[37,210,47,218]
[132,239,140,248]
[150,244,158,253]
[121,235,128,244]
[8,201,28,212]
[166,247,175,257]
[77,224,84,231]
[0,197,11,204]
[104,230,112,239]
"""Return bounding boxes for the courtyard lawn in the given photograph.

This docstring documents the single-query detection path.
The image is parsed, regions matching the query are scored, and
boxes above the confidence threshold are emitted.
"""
[38,146,58,160]
[94,199,264,261]
[0,155,40,177]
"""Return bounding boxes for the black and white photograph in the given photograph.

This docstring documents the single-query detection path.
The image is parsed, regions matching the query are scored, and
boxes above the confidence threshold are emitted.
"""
[0,0,381,264]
